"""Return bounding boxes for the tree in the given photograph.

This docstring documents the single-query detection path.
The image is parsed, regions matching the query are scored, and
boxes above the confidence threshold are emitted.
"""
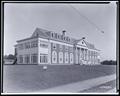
[6,54,15,59]
[101,60,117,65]
[4,55,8,59]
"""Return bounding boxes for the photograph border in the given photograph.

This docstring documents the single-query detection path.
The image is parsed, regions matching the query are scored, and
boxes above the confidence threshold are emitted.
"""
[1,0,119,95]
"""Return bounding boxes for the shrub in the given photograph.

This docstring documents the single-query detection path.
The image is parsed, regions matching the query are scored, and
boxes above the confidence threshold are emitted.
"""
[101,60,117,65]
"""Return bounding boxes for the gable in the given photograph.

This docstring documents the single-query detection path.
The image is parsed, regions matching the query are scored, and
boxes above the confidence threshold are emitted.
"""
[77,40,87,47]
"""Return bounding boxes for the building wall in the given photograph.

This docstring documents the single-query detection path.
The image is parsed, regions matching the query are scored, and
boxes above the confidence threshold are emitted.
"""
[50,40,74,65]
[38,38,49,64]
[16,37,100,65]
[17,38,38,64]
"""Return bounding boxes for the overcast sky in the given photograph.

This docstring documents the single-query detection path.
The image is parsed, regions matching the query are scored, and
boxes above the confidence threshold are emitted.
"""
[4,2,117,61]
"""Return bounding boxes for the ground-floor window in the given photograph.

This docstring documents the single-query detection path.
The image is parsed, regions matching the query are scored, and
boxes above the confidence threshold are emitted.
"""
[40,54,48,63]
[70,53,73,64]
[52,51,57,63]
[19,55,23,63]
[25,54,30,64]
[59,52,63,63]
[31,54,38,64]
[65,52,69,63]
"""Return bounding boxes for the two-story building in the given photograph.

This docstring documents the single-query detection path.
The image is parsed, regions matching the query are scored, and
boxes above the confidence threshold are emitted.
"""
[15,28,100,65]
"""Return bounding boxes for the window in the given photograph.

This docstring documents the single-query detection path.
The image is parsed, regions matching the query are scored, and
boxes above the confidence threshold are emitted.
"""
[28,42,31,48]
[70,53,73,64]
[25,42,31,49]
[55,33,57,39]
[68,38,70,42]
[69,47,73,52]
[25,54,30,64]
[52,33,54,37]
[61,35,63,40]
[52,43,57,50]
[31,40,38,48]
[65,46,68,51]
[66,37,68,41]
[65,52,69,63]
[64,37,66,40]
[19,55,23,63]
[52,51,57,63]
[31,54,38,64]
[40,54,48,63]
[40,40,48,48]
[58,35,60,39]
[19,44,24,50]
[59,52,63,63]
[59,45,63,50]
[24,43,27,49]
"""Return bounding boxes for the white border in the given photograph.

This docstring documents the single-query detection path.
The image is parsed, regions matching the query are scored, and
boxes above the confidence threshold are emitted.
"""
[1,0,118,95]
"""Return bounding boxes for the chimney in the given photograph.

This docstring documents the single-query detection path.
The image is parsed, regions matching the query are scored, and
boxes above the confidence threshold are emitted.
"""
[62,30,66,36]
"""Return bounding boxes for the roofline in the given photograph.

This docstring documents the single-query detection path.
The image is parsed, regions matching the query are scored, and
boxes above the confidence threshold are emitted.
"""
[16,37,38,43]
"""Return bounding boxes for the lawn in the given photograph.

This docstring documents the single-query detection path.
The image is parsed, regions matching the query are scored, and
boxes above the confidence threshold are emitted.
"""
[3,64,116,93]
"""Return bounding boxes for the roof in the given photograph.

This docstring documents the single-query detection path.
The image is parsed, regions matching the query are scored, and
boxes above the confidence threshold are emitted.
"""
[84,40,100,51]
[16,27,99,51]
[31,27,50,39]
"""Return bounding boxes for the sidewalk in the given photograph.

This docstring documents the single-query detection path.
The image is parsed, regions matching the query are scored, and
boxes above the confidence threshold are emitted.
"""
[106,88,116,93]
[38,74,116,93]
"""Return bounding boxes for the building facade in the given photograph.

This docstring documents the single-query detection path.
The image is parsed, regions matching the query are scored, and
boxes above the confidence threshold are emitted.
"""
[15,28,100,65]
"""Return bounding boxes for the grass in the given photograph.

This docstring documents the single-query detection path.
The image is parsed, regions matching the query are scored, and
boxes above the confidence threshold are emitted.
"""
[3,64,116,93]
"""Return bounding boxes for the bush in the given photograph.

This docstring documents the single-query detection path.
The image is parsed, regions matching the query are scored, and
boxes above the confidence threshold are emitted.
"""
[4,54,15,60]
[101,60,117,65]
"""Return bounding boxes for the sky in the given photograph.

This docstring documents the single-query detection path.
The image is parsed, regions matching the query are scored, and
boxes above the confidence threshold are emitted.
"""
[4,2,117,61]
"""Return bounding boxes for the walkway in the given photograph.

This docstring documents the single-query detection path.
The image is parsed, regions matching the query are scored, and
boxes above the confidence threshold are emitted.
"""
[38,74,116,93]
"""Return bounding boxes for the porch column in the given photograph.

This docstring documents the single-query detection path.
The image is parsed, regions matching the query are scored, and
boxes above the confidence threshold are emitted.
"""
[48,40,51,64]
[75,47,78,64]
[38,38,40,64]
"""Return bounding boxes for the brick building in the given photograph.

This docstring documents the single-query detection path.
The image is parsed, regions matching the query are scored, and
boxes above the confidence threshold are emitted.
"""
[15,28,100,65]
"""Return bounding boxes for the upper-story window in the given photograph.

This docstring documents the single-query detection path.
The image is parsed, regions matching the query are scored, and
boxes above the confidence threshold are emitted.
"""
[31,40,38,48]
[52,33,54,38]
[24,43,27,49]
[55,33,57,39]
[25,42,30,49]
[65,37,67,41]
[59,44,63,50]
[64,37,66,40]
[18,44,24,50]
[65,46,68,51]
[68,38,70,42]
[53,43,57,50]
[69,47,73,52]
[58,35,61,39]
[66,37,69,41]
[40,40,48,48]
